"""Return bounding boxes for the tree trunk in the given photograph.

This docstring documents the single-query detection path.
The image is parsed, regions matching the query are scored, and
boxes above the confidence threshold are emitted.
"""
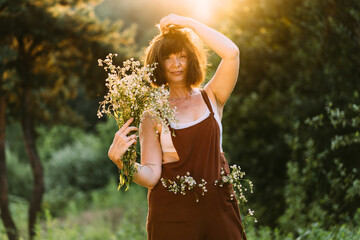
[21,88,45,240]
[0,95,19,240]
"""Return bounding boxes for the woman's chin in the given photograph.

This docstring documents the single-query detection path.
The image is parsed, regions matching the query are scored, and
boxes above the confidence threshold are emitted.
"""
[168,77,186,84]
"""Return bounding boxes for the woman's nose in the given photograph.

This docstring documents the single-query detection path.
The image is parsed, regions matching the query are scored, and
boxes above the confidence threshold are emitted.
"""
[173,57,181,66]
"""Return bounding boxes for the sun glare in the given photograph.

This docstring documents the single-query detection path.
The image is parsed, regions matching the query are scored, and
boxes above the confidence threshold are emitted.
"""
[154,0,237,25]
[190,0,214,23]
[183,0,236,25]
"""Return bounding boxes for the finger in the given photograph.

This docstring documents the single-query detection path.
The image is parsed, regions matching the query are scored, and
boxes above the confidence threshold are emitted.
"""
[168,24,179,30]
[160,18,172,30]
[162,28,169,34]
[126,139,137,148]
[128,134,137,140]
[164,21,174,29]
[117,123,137,138]
[121,126,138,136]
[159,18,167,27]
[121,133,137,143]
[161,15,171,23]
[160,17,167,25]
[118,118,134,132]
[114,159,123,169]
[160,22,168,33]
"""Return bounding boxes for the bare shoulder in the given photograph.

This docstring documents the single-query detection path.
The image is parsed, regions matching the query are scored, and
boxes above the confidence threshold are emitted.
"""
[140,112,161,136]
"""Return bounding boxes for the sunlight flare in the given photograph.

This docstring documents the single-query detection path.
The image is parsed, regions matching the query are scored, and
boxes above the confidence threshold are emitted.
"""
[189,0,214,23]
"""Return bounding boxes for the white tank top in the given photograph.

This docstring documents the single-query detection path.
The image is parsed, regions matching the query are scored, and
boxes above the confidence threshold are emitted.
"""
[160,97,223,153]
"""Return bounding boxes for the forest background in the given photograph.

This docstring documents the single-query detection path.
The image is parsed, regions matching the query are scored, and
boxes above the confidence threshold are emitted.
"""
[1,0,359,239]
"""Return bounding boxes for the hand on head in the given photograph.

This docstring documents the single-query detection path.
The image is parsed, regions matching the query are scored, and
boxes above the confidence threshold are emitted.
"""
[159,14,190,34]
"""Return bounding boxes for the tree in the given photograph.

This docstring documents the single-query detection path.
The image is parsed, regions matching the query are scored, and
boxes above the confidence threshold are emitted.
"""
[0,2,18,239]
[220,0,360,228]
[0,0,135,239]
[280,97,360,232]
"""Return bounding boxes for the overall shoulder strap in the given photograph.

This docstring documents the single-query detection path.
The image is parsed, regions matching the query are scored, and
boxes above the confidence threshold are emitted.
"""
[200,89,214,114]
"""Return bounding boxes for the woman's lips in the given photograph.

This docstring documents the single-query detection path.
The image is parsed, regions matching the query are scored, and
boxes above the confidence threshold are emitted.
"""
[171,71,183,75]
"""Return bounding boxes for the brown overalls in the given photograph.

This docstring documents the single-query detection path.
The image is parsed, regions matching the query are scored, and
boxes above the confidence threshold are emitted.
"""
[147,90,247,240]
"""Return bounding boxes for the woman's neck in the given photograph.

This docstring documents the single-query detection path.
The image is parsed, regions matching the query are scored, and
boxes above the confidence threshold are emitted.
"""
[168,84,193,100]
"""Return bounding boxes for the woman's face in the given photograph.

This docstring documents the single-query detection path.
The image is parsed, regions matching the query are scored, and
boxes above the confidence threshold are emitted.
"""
[163,50,188,84]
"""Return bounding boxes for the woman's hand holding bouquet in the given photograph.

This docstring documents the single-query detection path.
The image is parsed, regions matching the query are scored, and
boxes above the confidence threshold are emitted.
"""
[97,54,176,191]
[108,118,138,169]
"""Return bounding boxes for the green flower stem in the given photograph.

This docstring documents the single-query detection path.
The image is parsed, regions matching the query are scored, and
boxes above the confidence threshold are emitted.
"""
[118,144,137,191]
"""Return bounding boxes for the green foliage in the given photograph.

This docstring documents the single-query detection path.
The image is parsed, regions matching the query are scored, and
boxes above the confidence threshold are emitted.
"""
[280,98,360,232]
[6,148,33,200]
[43,119,118,216]
[0,196,28,239]
[39,181,148,240]
[220,0,360,227]
[1,180,148,240]
[5,118,118,204]
[36,125,84,162]
[295,222,360,240]
[5,123,28,163]
[245,218,360,240]
[46,133,110,191]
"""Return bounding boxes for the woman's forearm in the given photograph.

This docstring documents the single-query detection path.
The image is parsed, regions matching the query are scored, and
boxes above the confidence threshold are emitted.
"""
[187,19,239,60]
[133,163,161,189]
[160,14,239,60]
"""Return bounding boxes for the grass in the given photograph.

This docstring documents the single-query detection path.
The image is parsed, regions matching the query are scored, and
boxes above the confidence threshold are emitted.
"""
[1,180,360,240]
[1,180,148,240]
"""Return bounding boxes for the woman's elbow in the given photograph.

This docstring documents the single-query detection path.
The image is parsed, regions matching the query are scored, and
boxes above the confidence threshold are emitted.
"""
[137,170,161,189]
[224,46,240,60]
[231,46,240,59]
[145,178,160,190]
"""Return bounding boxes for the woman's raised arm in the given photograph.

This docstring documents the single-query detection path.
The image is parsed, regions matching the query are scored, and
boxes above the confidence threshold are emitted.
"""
[160,14,240,107]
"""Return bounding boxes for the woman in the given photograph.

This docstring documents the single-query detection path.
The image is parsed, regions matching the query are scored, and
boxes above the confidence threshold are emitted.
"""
[108,14,246,240]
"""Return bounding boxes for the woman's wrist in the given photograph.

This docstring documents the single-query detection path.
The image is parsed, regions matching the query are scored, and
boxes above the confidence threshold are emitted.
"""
[186,17,200,31]
[116,163,123,170]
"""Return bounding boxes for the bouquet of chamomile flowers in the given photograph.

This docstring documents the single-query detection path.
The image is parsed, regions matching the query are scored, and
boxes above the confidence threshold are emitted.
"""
[97,53,177,191]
